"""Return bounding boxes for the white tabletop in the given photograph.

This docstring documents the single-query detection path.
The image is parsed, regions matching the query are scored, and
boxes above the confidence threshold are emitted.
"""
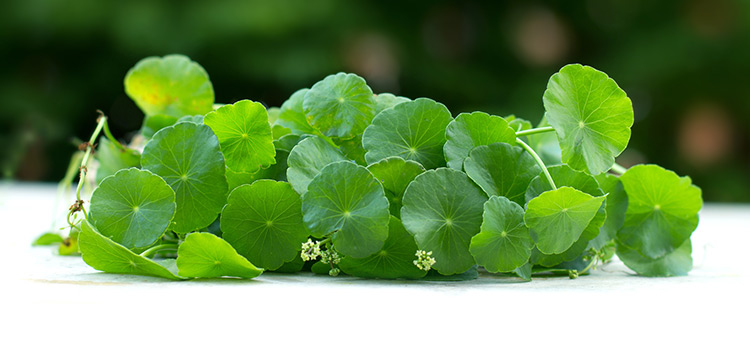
[1,182,748,349]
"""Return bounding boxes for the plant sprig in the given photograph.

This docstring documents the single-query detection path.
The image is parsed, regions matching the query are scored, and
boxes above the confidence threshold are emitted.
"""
[35,55,702,281]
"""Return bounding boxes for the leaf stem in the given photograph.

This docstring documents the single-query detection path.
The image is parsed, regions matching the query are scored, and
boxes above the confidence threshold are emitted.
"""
[578,256,598,276]
[515,126,555,137]
[140,244,179,257]
[100,110,129,152]
[610,163,628,175]
[516,138,556,190]
[74,115,108,203]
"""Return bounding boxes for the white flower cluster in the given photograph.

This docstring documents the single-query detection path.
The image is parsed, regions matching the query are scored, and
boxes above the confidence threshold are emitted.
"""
[413,250,436,271]
[320,249,341,265]
[300,239,321,261]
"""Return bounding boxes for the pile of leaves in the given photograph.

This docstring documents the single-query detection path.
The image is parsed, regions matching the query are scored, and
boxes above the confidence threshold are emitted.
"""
[35,55,703,281]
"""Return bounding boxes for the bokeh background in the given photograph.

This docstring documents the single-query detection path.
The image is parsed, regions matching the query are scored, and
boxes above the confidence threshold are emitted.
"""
[1,0,748,201]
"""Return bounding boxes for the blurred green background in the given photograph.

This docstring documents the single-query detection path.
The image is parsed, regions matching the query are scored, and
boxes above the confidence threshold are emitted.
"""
[1,0,748,201]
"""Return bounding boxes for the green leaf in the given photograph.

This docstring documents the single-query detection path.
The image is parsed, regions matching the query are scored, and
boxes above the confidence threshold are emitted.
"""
[543,64,634,175]
[525,164,604,202]
[141,122,228,234]
[339,216,427,279]
[617,239,692,277]
[221,180,309,270]
[176,233,263,279]
[204,99,276,173]
[78,221,184,280]
[375,93,411,115]
[124,54,214,118]
[140,114,178,139]
[514,262,532,281]
[525,165,607,266]
[303,73,376,138]
[401,168,488,275]
[524,186,606,255]
[33,232,64,246]
[95,138,141,184]
[588,173,628,250]
[469,196,533,273]
[617,164,702,259]
[276,88,316,135]
[286,136,347,195]
[363,98,452,169]
[89,168,176,249]
[366,157,425,217]
[463,143,540,206]
[301,161,390,258]
[444,111,517,170]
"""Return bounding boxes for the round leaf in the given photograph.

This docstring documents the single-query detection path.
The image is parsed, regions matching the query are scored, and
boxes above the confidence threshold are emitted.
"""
[124,54,214,117]
[401,168,488,275]
[301,161,390,258]
[303,73,376,138]
[444,111,517,170]
[141,122,228,234]
[176,233,263,279]
[543,64,634,175]
[525,165,608,266]
[366,157,425,217]
[524,186,606,255]
[286,136,347,195]
[616,239,692,277]
[617,164,702,259]
[463,143,540,206]
[204,99,276,173]
[375,93,410,115]
[79,221,184,280]
[221,180,309,270]
[362,98,452,169]
[470,196,533,273]
[276,88,316,135]
[89,168,176,249]
[338,216,427,279]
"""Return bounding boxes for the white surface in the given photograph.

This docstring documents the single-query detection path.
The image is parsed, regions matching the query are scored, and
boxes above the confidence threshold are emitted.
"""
[1,182,748,349]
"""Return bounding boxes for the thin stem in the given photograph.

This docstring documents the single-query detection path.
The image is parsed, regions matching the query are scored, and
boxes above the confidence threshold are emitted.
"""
[610,163,627,175]
[101,112,128,152]
[516,138,556,190]
[75,116,108,202]
[515,126,555,137]
[579,256,599,275]
[140,244,179,258]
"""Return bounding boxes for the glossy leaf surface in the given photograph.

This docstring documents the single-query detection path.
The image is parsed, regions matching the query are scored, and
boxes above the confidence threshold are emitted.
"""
[401,168,488,275]
[176,233,263,279]
[363,98,452,169]
[221,180,308,270]
[141,122,228,234]
[444,111,517,170]
[89,168,176,249]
